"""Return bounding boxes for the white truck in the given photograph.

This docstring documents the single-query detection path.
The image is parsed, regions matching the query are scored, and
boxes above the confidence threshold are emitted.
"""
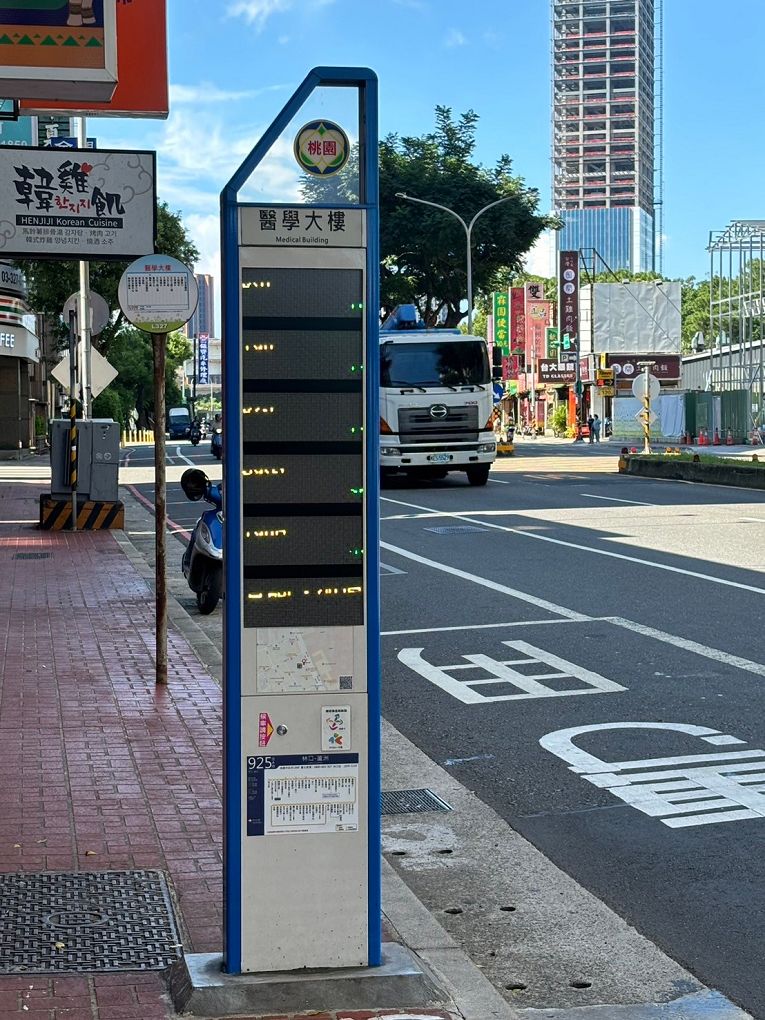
[379,305,497,486]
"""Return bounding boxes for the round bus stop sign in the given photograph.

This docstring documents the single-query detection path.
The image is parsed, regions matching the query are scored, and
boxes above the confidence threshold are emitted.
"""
[117,255,198,334]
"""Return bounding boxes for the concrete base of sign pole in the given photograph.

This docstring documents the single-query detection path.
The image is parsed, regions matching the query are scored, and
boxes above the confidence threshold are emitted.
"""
[169,944,449,1017]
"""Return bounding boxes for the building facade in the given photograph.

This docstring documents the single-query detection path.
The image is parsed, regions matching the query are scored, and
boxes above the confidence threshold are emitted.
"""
[552,0,658,273]
[184,274,215,339]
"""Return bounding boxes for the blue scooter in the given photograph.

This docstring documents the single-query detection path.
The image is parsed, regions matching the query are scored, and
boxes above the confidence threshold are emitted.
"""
[180,468,223,614]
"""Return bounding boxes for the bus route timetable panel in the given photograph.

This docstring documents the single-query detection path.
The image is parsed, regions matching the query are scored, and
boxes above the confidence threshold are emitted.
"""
[241,265,365,631]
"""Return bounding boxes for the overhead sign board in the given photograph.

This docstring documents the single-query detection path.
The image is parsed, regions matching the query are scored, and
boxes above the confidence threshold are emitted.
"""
[20,0,169,119]
[609,353,681,382]
[559,250,579,351]
[539,358,576,383]
[118,256,198,334]
[0,117,36,148]
[45,137,97,150]
[0,1,117,102]
[493,291,509,352]
[240,205,364,248]
[0,147,156,260]
[197,332,210,385]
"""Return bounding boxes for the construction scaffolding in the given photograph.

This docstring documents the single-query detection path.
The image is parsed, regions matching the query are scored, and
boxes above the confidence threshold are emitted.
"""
[707,219,765,432]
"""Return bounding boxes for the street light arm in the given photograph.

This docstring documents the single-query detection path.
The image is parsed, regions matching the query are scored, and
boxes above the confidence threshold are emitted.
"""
[395,192,469,233]
[466,195,514,235]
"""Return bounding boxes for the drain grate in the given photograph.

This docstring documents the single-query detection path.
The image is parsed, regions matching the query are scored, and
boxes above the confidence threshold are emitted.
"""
[0,870,182,974]
[12,552,51,560]
[424,525,487,535]
[381,789,452,815]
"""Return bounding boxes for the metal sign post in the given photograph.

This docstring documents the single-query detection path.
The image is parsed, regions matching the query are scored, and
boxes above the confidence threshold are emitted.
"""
[221,67,380,975]
[118,256,199,686]
[634,361,658,454]
[68,310,78,531]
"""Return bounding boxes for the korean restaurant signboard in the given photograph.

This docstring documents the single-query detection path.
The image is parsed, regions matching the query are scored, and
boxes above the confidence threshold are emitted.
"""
[558,250,579,351]
[492,290,509,352]
[0,146,156,260]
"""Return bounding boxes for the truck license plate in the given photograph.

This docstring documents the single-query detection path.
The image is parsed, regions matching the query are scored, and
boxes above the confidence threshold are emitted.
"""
[428,453,452,464]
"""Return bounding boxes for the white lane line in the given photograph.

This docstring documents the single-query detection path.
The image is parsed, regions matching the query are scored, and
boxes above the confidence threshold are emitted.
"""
[175,445,196,467]
[579,493,655,506]
[488,477,511,485]
[381,494,765,598]
[382,618,608,636]
[604,616,765,678]
[379,541,590,622]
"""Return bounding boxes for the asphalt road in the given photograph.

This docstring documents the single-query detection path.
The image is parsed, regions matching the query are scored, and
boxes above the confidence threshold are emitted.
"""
[122,440,765,1017]
[379,447,765,1018]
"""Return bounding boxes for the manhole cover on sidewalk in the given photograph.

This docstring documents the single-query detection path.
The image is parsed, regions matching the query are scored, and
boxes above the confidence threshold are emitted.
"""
[0,870,182,973]
[381,789,452,815]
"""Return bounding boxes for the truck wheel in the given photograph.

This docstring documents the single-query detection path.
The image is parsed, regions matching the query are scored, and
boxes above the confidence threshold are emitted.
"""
[466,465,490,486]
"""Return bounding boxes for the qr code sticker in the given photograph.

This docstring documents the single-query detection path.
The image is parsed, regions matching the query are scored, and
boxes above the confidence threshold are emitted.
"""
[339,675,353,690]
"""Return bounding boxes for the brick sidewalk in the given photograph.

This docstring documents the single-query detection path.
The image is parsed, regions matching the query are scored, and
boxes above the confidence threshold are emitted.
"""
[0,481,459,1020]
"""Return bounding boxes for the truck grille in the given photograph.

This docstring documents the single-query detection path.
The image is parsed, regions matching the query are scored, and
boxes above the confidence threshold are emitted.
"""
[398,405,479,443]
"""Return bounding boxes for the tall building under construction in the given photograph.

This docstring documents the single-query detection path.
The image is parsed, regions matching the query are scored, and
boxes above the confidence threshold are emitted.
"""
[552,0,662,273]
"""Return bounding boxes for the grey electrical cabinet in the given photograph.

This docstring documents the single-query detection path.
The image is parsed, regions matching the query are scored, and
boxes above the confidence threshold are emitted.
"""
[50,419,120,502]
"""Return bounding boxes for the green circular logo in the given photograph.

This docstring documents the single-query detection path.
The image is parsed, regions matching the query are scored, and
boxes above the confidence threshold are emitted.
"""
[294,120,350,177]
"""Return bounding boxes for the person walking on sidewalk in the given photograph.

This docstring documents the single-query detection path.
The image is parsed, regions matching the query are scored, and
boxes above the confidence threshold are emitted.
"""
[592,414,602,443]
[587,414,595,443]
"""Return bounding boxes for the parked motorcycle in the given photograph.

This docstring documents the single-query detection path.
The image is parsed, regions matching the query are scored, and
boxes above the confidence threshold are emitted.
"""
[180,468,223,614]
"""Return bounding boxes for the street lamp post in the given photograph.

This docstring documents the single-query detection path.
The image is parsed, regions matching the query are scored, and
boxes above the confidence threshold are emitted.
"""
[395,192,514,332]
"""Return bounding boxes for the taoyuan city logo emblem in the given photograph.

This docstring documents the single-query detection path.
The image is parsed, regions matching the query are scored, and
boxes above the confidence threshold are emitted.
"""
[294,120,350,177]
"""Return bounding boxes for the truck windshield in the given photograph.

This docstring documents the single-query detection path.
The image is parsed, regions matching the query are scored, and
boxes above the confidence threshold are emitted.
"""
[381,341,489,388]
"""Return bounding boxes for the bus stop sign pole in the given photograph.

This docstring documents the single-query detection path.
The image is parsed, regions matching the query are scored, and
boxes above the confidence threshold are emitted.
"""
[221,66,380,975]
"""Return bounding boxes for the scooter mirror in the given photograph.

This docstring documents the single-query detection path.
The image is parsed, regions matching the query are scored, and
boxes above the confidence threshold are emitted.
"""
[181,468,209,502]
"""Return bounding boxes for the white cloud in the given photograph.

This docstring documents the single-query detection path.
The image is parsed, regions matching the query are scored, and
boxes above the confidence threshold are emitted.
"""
[445,28,467,48]
[226,0,335,32]
[170,82,288,105]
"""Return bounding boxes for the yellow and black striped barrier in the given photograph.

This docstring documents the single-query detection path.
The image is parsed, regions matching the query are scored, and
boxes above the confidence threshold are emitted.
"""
[39,495,125,531]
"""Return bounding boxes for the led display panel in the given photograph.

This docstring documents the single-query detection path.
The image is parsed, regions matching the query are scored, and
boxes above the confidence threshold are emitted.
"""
[241,266,365,629]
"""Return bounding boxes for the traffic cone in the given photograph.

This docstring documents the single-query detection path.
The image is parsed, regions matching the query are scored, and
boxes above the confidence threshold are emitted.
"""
[698,429,705,446]
[726,429,734,445]
[713,428,721,445]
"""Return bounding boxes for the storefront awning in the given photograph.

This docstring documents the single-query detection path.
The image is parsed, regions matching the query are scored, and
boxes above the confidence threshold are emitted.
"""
[0,323,39,364]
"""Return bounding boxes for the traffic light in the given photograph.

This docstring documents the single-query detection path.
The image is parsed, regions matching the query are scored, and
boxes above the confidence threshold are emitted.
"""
[561,333,572,351]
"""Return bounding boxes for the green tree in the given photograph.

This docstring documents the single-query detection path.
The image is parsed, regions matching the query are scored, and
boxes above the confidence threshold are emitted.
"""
[15,200,199,358]
[380,107,558,326]
[104,327,190,427]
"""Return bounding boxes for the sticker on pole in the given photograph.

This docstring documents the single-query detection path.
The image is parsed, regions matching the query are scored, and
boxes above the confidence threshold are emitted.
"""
[258,712,274,748]
[117,255,198,334]
[293,119,350,176]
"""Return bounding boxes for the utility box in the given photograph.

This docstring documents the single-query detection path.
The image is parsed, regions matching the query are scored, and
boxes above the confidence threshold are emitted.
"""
[50,419,120,502]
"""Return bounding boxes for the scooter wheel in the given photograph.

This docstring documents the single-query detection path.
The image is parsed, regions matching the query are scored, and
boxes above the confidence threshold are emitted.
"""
[197,571,221,614]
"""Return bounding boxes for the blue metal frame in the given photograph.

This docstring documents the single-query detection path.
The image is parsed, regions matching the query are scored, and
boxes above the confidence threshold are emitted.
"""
[220,66,380,974]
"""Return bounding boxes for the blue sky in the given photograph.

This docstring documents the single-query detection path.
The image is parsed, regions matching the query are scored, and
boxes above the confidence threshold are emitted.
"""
[90,0,765,331]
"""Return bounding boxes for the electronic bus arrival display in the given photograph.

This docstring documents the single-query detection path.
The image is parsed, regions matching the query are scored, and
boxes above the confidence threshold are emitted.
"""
[241,267,364,629]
